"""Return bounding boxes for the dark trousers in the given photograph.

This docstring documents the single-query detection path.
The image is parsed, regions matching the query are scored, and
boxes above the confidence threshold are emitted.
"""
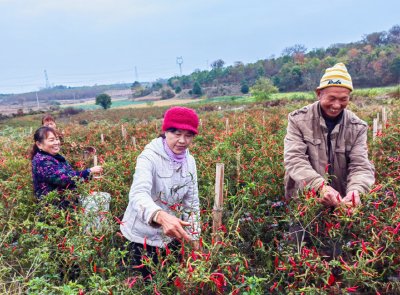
[127,239,182,282]
[289,207,343,278]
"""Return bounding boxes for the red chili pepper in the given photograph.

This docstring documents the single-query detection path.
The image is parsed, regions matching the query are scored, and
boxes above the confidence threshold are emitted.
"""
[165,243,171,255]
[325,164,331,173]
[352,192,356,207]
[144,237,146,250]
[362,239,368,254]
[132,264,144,268]
[154,284,160,295]
[370,185,383,193]
[270,282,278,292]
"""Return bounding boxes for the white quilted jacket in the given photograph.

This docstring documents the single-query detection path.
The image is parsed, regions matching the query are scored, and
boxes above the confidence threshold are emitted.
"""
[120,137,201,247]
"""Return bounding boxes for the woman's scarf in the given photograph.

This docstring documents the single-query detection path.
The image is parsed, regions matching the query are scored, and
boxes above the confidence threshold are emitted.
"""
[163,138,187,173]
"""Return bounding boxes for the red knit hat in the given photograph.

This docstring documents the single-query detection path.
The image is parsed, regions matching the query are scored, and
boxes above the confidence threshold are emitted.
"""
[162,107,199,134]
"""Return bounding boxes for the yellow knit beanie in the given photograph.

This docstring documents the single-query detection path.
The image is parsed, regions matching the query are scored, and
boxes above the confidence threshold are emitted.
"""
[316,63,353,92]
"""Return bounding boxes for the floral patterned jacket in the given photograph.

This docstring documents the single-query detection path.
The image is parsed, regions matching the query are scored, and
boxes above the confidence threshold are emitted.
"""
[32,151,90,207]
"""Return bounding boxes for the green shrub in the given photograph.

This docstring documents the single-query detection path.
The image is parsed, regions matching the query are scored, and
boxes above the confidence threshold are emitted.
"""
[193,82,202,95]
[175,85,182,94]
[241,84,249,94]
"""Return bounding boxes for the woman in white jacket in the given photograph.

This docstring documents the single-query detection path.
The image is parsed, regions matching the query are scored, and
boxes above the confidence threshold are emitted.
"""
[121,107,201,281]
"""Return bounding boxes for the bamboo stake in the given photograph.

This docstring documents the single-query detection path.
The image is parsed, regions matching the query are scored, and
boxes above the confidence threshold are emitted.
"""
[382,107,387,125]
[226,119,229,135]
[212,163,224,242]
[101,133,104,143]
[94,155,97,166]
[373,118,377,141]
[378,123,382,135]
[237,152,240,179]
[30,127,33,135]
[132,137,136,148]
[377,112,379,124]
[121,125,124,137]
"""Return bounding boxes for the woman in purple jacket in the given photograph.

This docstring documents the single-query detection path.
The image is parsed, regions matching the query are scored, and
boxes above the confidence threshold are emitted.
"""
[30,127,103,210]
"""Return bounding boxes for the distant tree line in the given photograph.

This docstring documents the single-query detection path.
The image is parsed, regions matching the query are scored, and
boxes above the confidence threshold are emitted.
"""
[3,84,131,105]
[168,25,400,92]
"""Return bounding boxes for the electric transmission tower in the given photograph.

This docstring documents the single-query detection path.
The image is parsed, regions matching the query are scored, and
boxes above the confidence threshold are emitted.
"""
[176,57,183,76]
[135,66,139,81]
[44,70,50,89]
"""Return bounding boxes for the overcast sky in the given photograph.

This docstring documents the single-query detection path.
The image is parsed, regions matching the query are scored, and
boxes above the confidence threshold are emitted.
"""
[1,0,399,94]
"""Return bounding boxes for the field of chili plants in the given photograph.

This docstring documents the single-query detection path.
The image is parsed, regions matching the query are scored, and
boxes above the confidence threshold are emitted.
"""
[1,102,400,294]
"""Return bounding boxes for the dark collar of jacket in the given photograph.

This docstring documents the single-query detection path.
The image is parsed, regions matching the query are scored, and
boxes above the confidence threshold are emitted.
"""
[38,150,66,162]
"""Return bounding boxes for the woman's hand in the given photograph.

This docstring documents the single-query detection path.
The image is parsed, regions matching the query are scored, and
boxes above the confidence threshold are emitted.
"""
[191,241,200,251]
[157,211,191,242]
[90,166,104,174]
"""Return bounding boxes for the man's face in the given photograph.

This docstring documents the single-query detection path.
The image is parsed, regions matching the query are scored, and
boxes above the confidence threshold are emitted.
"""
[317,87,351,119]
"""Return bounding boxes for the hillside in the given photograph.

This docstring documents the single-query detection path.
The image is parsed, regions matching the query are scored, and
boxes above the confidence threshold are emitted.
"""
[168,24,400,92]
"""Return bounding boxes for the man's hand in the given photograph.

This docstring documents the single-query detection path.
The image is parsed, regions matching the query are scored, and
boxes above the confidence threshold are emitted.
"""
[319,185,342,208]
[156,211,191,242]
[342,190,361,208]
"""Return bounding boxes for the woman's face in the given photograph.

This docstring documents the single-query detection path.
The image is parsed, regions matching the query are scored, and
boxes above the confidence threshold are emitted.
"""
[165,129,194,154]
[36,132,60,155]
[43,120,57,130]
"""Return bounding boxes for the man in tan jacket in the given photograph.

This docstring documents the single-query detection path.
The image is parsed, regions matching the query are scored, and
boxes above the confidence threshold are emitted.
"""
[284,63,375,264]
[284,62,375,210]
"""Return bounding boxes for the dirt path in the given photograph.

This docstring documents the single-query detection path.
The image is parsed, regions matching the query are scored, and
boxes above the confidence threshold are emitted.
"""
[116,98,202,109]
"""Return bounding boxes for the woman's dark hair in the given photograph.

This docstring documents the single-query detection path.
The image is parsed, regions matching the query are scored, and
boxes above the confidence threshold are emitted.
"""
[157,128,195,139]
[42,115,55,125]
[30,127,58,161]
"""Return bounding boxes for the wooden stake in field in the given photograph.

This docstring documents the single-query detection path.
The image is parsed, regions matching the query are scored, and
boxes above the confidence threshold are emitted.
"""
[377,112,379,123]
[94,155,98,166]
[156,122,158,134]
[263,116,265,129]
[101,133,104,143]
[30,127,33,135]
[378,123,382,135]
[373,118,378,141]
[212,163,224,242]
[226,119,229,135]
[382,107,387,125]
[132,137,136,148]
[237,152,240,180]
[121,125,124,137]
